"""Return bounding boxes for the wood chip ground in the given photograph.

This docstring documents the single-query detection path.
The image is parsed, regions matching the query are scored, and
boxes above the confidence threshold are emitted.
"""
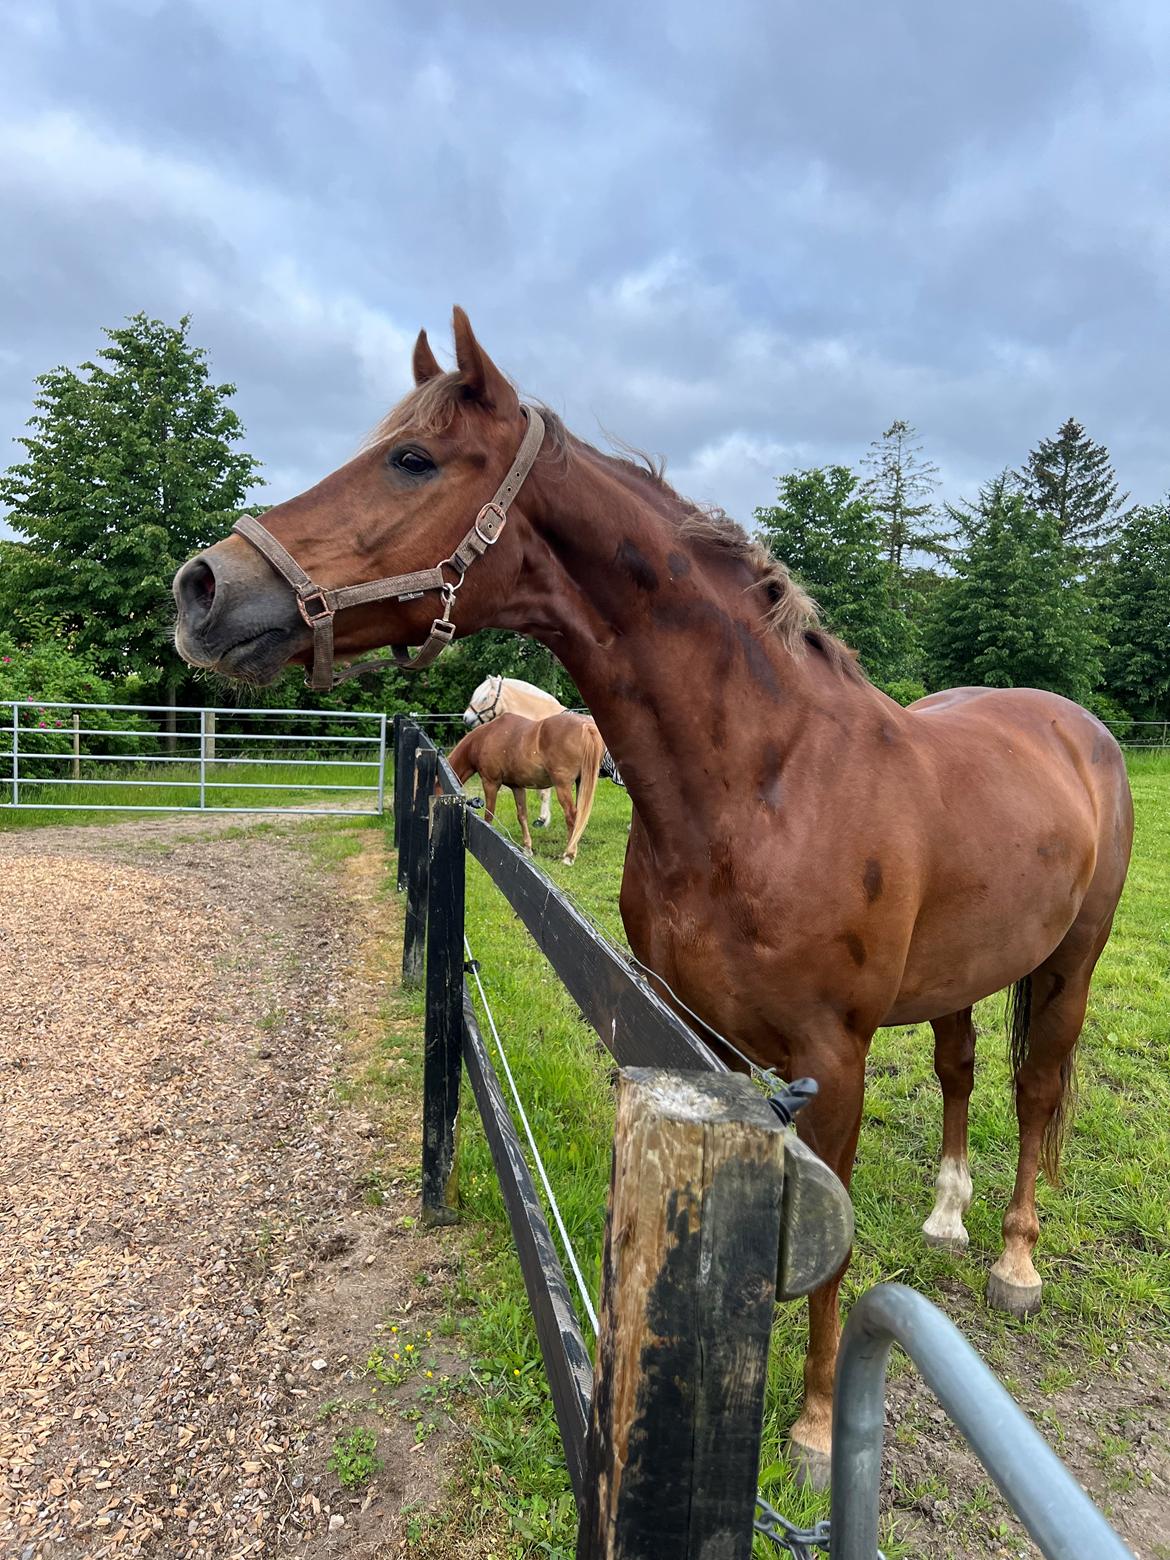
[0,816,467,1560]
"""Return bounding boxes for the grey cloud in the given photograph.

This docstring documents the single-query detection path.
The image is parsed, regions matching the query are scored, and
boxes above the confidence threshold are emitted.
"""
[2,0,1168,548]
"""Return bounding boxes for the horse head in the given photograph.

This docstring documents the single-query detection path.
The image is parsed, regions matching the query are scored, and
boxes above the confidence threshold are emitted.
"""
[173,309,538,688]
[464,674,505,727]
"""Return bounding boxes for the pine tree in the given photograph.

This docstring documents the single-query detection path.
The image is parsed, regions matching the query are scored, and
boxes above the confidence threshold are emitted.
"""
[1096,500,1170,718]
[0,314,261,697]
[924,484,1099,702]
[861,420,945,575]
[1017,417,1128,555]
[755,465,917,681]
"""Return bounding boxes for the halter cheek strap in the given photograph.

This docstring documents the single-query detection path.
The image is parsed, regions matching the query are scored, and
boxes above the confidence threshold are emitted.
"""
[232,407,546,691]
[471,676,504,726]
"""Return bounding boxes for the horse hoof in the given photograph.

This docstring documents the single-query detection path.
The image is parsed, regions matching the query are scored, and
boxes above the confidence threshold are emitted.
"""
[787,1437,831,1491]
[922,1227,970,1252]
[986,1270,1042,1318]
[532,818,548,828]
[561,855,575,866]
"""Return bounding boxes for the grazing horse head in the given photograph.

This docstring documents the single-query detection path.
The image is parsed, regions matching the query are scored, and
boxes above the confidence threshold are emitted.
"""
[173,309,544,688]
[463,675,505,727]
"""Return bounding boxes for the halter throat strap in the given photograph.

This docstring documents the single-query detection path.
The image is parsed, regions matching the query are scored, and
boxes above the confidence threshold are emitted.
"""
[232,406,546,691]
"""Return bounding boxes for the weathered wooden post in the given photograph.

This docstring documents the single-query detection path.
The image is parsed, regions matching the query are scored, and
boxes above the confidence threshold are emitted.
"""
[421,793,466,1225]
[577,1069,786,1560]
[401,744,437,989]
[394,719,420,882]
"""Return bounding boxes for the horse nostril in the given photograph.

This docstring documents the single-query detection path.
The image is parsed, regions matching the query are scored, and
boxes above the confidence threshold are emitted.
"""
[177,558,217,620]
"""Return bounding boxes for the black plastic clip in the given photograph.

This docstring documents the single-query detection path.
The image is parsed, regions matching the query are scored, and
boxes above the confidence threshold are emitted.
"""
[468,797,486,810]
[762,1074,819,1128]
[463,958,480,974]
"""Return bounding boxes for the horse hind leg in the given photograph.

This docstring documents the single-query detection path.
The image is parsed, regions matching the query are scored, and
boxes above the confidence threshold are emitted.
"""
[988,947,1098,1318]
[923,1007,975,1249]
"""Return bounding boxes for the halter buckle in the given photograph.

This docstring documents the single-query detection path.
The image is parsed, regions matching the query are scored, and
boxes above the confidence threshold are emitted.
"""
[474,502,507,546]
[297,591,333,627]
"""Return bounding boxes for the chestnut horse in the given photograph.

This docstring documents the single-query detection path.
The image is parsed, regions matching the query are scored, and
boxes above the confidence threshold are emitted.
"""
[463,674,565,827]
[447,710,605,862]
[173,309,1133,1483]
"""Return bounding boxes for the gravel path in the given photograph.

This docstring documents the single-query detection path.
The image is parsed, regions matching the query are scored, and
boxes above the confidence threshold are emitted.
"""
[0,817,417,1559]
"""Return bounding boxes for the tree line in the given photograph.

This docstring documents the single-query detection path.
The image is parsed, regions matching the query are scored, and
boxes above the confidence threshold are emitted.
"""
[757,417,1168,719]
[1,315,1167,725]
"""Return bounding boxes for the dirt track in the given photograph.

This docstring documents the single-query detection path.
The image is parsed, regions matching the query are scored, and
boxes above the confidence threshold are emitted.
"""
[0,817,462,1560]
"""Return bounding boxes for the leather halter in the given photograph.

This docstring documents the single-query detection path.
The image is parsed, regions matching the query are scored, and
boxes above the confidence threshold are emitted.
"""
[469,675,505,726]
[232,407,546,691]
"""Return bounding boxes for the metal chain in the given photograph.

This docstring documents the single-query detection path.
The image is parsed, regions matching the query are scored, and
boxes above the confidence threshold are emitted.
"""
[754,1497,886,1560]
[753,1498,832,1558]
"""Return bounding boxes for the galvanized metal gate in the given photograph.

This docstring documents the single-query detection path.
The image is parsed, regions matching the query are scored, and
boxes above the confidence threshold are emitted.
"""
[2,699,387,816]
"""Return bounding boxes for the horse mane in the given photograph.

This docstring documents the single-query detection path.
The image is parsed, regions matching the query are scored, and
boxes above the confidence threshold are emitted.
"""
[363,373,863,679]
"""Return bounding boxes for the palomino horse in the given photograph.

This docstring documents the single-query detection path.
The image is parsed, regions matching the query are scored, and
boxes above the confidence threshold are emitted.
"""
[447,710,605,863]
[463,674,564,826]
[173,309,1133,1483]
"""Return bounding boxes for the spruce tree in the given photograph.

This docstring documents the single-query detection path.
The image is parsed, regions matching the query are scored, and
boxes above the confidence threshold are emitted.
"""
[925,483,1099,702]
[1097,500,1170,718]
[755,465,916,681]
[1017,417,1128,555]
[861,420,945,574]
[0,314,261,699]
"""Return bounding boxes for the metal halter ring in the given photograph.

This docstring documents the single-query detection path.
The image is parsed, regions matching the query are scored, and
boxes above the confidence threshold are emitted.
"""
[297,591,333,627]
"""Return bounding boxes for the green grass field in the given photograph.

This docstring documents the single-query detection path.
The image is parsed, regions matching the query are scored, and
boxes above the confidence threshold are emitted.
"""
[415,751,1170,1556]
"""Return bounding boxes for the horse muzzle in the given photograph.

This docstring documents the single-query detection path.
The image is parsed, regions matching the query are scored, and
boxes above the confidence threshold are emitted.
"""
[173,543,308,684]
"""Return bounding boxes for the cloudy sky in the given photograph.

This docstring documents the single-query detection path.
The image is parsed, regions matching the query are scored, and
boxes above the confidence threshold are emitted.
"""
[2,0,1168,543]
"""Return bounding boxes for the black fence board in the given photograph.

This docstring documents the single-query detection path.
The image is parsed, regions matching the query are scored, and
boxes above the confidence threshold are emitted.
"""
[461,989,593,1508]
[465,811,722,1072]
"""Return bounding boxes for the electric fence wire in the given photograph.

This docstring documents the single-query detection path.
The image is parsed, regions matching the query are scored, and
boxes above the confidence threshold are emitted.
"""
[463,933,601,1337]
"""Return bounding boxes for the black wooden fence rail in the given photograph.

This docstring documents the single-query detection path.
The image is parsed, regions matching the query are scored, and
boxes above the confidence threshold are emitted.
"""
[389,715,1136,1560]
[392,716,800,1554]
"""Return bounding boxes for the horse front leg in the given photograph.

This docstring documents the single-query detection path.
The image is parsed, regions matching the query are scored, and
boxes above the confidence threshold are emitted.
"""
[785,1028,868,1490]
[511,787,533,855]
[533,787,553,827]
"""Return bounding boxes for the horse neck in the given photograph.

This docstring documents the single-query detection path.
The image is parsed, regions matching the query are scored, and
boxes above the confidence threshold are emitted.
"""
[500,445,879,838]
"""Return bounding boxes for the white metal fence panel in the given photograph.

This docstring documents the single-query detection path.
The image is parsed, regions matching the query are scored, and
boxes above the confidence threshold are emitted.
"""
[2,700,387,815]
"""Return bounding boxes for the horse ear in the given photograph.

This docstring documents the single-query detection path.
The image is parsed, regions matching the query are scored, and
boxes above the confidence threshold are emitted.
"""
[412,329,442,385]
[451,306,519,414]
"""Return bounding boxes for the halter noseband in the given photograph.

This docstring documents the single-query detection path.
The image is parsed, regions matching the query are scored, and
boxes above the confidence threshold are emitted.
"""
[232,407,546,691]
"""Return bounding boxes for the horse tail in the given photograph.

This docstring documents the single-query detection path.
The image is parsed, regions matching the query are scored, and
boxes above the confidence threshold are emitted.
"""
[1006,973,1078,1186]
[564,720,605,861]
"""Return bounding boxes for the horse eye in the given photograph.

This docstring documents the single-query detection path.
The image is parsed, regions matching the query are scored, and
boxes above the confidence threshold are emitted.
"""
[390,447,435,476]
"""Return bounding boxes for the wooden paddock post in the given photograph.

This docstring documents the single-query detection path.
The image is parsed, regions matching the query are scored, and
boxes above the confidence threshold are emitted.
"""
[421,793,466,1225]
[577,1070,786,1560]
[394,718,420,875]
[401,745,437,989]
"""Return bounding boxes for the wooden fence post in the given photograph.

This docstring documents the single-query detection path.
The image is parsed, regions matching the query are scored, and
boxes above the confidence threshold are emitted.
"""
[577,1069,785,1560]
[71,713,80,781]
[395,719,420,881]
[422,793,466,1225]
[401,745,437,989]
